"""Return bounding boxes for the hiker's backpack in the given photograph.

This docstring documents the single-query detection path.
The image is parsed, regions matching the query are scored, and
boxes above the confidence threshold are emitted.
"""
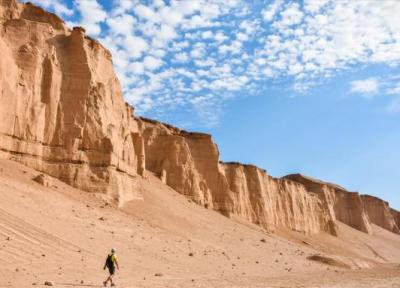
[106,254,114,268]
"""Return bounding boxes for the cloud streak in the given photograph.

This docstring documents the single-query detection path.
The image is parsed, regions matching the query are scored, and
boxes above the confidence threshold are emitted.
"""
[350,78,379,97]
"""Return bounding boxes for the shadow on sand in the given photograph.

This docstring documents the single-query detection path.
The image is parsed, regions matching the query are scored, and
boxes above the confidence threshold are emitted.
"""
[56,283,102,287]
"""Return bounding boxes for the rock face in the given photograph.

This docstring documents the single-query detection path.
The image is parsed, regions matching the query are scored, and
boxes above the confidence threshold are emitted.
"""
[284,174,372,234]
[361,195,399,234]
[391,209,400,230]
[140,118,399,236]
[140,118,337,235]
[0,0,399,235]
[0,0,145,205]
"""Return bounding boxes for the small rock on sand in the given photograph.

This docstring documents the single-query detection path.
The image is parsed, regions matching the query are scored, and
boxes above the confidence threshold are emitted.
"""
[33,174,51,187]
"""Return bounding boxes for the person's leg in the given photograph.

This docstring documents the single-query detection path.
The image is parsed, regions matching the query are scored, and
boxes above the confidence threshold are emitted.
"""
[109,267,115,286]
[104,271,112,286]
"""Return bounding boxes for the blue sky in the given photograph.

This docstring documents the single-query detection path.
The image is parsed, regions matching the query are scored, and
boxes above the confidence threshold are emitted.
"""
[27,0,400,210]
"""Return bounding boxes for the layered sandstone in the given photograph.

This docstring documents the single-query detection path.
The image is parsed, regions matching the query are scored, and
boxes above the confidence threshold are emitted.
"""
[0,0,144,204]
[140,118,399,236]
[391,209,400,230]
[284,174,372,234]
[140,118,337,235]
[361,195,399,234]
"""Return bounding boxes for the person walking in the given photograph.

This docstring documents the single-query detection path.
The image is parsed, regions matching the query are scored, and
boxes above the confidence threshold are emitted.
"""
[103,248,119,287]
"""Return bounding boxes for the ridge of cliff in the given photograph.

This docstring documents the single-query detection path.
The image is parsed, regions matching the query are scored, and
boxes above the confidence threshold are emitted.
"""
[0,0,398,237]
[362,195,399,234]
[284,174,372,234]
[139,118,399,236]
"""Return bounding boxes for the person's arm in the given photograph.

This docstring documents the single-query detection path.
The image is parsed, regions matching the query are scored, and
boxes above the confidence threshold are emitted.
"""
[115,256,119,270]
[103,258,107,270]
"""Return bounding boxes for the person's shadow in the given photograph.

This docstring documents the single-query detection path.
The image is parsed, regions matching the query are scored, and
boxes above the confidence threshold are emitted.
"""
[56,283,101,287]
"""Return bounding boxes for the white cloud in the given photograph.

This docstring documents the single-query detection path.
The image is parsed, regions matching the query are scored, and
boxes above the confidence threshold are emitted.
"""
[194,58,216,68]
[143,56,164,71]
[174,52,189,63]
[202,31,214,39]
[262,0,282,22]
[75,0,107,36]
[53,2,73,16]
[304,0,329,14]
[350,78,379,97]
[107,14,136,35]
[218,40,242,55]
[159,24,177,41]
[134,4,156,21]
[129,62,144,75]
[214,31,228,43]
[236,32,248,42]
[190,44,205,58]
[274,3,303,28]
[159,6,184,27]
[111,0,136,16]
[173,0,200,15]
[239,20,258,34]
[124,36,148,59]
[210,75,249,91]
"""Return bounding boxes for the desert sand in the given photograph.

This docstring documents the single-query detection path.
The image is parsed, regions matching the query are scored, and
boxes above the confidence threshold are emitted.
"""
[1,158,400,287]
[0,1,400,287]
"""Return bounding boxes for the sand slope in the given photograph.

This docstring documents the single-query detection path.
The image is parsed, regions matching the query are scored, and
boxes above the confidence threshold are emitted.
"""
[0,158,399,287]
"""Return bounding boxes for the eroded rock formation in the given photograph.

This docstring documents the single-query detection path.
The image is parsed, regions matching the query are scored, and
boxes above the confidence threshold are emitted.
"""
[391,209,400,229]
[140,118,399,236]
[0,0,145,205]
[0,0,398,235]
[361,195,399,234]
[284,174,372,234]
[140,118,337,235]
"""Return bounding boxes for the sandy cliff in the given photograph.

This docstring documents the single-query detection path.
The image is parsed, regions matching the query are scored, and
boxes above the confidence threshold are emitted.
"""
[0,0,145,204]
[140,118,399,236]
[391,209,400,229]
[140,118,337,235]
[284,174,372,234]
[0,0,398,236]
[362,195,399,234]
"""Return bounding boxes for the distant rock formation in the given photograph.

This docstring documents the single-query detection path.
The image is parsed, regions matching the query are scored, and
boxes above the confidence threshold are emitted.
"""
[140,118,337,234]
[361,195,399,234]
[0,0,398,235]
[391,209,400,230]
[139,118,396,236]
[284,174,372,234]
